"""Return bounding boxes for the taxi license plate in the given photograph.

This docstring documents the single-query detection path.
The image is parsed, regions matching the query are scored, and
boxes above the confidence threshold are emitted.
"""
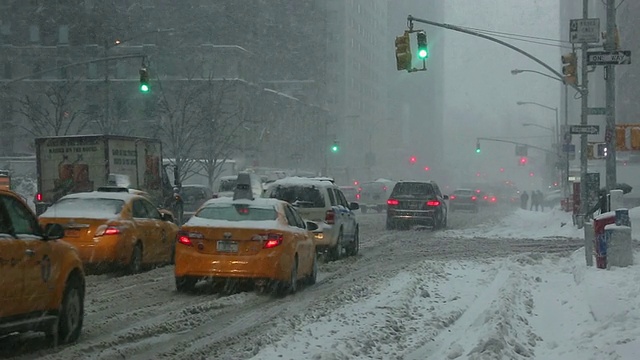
[217,240,238,253]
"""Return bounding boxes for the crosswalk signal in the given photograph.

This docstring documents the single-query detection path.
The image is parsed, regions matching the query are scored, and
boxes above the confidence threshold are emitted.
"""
[561,53,577,85]
[139,67,150,93]
[395,32,412,71]
[416,31,428,59]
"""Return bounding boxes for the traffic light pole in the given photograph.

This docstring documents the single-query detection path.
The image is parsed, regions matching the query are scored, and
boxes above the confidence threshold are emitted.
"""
[0,54,146,87]
[579,0,590,230]
[476,137,556,155]
[406,15,584,95]
[604,0,617,192]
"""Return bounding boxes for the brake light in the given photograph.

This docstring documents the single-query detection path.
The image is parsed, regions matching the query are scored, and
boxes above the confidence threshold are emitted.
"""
[387,199,399,206]
[263,233,284,249]
[491,197,497,202]
[356,193,360,200]
[36,193,43,202]
[95,225,121,236]
[426,200,440,206]
[383,186,388,191]
[176,231,204,247]
[471,196,477,201]
[483,195,488,200]
[449,195,456,200]
[325,210,335,224]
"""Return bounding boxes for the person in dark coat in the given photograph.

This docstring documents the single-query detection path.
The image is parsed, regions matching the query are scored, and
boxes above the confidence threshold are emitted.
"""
[520,191,529,210]
[588,189,609,218]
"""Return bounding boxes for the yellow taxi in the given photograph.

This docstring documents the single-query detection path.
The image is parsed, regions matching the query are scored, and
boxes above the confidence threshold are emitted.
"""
[0,189,85,344]
[175,174,318,295]
[38,190,179,273]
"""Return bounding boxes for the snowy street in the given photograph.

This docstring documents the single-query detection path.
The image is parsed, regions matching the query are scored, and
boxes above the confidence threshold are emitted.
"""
[8,205,633,360]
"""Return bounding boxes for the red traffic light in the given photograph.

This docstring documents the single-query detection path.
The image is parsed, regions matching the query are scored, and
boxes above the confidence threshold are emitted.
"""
[499,167,505,172]
[409,156,417,164]
[424,166,430,171]
[519,157,528,165]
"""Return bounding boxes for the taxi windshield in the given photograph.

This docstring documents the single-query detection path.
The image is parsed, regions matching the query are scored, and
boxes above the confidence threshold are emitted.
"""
[196,204,277,221]
[42,198,125,218]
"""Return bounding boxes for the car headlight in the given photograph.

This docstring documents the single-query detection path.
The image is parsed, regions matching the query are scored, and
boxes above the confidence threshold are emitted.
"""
[314,232,324,240]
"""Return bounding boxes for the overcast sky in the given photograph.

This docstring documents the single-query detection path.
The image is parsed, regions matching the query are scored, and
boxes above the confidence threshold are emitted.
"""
[441,0,562,188]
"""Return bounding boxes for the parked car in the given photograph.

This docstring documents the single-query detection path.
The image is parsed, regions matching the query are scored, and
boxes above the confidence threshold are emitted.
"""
[449,188,479,212]
[174,174,318,296]
[386,180,448,230]
[39,190,179,273]
[264,177,360,260]
[0,189,85,345]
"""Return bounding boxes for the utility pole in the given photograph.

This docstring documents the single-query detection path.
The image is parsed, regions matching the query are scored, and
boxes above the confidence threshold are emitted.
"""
[579,0,590,226]
[604,0,617,191]
[564,84,570,200]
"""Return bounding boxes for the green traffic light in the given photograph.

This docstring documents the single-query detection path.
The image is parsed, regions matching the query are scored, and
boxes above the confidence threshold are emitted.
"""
[140,84,149,93]
[476,148,481,153]
[331,145,339,153]
[418,49,428,59]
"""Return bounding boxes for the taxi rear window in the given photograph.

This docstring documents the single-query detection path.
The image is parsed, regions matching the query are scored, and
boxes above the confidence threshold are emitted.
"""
[196,204,277,221]
[42,198,124,218]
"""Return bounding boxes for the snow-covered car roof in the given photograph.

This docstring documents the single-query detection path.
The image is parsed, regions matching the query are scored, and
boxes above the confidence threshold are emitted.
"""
[219,175,238,181]
[200,196,285,208]
[58,191,138,202]
[266,176,336,188]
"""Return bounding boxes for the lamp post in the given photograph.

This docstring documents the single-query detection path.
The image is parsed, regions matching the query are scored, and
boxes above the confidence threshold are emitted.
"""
[517,101,561,189]
[511,69,570,199]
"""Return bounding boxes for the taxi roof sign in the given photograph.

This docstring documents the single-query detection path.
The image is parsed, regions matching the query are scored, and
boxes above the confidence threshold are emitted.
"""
[233,173,254,200]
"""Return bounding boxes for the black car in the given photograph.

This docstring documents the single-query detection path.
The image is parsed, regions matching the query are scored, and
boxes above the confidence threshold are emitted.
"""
[386,181,448,230]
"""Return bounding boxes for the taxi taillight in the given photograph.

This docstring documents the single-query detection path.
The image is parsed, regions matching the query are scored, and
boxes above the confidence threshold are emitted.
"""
[36,193,43,202]
[95,225,121,236]
[262,233,284,249]
[325,210,335,224]
[177,231,204,247]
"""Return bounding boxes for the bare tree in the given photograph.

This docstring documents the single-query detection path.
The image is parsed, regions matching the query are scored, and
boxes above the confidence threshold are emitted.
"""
[195,78,253,189]
[16,79,91,137]
[154,73,207,186]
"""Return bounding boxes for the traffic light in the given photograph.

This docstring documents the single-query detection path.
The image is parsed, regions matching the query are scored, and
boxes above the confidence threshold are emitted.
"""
[424,166,430,171]
[529,171,535,177]
[395,31,411,71]
[331,141,339,153]
[416,31,428,59]
[475,141,481,153]
[409,155,417,164]
[139,67,150,93]
[519,156,528,166]
[561,53,577,85]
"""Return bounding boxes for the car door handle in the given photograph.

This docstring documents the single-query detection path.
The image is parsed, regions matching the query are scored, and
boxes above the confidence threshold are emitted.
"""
[25,249,36,256]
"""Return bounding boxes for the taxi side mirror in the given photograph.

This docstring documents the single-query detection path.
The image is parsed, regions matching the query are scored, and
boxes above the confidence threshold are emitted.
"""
[306,221,319,232]
[44,223,65,240]
[161,212,174,222]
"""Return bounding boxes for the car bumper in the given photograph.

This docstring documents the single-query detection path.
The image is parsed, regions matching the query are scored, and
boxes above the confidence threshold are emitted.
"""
[174,248,291,282]
[67,237,128,266]
[387,209,436,225]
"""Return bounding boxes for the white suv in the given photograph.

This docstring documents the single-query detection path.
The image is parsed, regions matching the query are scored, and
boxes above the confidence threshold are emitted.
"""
[264,177,360,260]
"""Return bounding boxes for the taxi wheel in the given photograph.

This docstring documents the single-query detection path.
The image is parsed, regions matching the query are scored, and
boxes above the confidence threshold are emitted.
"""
[128,243,143,274]
[53,275,84,344]
[176,276,197,292]
[307,252,318,285]
[277,257,298,296]
[328,232,343,261]
[345,228,359,257]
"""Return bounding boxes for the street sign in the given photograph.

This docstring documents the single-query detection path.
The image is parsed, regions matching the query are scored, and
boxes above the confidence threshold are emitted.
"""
[569,18,600,44]
[587,50,631,65]
[587,107,607,115]
[570,125,600,135]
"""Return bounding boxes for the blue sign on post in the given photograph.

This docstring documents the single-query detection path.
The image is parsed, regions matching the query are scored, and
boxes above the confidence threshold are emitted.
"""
[563,144,576,153]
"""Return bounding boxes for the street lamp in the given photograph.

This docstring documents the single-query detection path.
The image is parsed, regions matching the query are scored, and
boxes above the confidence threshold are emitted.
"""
[512,68,570,198]
[517,101,561,190]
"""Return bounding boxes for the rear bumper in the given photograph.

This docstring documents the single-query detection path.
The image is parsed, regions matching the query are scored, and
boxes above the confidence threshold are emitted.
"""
[69,237,128,266]
[387,209,436,225]
[174,247,291,282]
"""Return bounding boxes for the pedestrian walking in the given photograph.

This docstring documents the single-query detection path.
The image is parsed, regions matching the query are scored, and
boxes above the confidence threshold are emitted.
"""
[520,191,529,210]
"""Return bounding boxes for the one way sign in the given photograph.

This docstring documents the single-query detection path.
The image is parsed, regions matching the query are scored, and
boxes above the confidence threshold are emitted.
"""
[570,125,600,135]
[587,50,632,65]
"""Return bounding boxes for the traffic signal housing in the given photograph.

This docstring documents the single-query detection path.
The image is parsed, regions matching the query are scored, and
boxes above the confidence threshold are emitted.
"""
[139,67,150,93]
[395,32,411,71]
[519,156,528,166]
[561,52,577,85]
[416,31,428,59]
[475,141,481,153]
[331,141,339,153]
